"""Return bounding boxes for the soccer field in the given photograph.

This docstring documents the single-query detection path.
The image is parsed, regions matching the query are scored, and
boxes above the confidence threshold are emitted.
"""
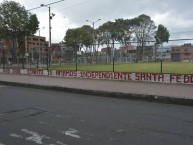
[50,62,193,74]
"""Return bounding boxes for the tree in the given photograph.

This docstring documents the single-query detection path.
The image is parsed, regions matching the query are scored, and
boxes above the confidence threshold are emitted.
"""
[26,14,40,36]
[131,14,157,45]
[155,24,170,44]
[65,28,79,47]
[114,18,132,45]
[114,19,133,59]
[79,25,93,50]
[0,1,28,34]
[0,0,39,64]
[154,24,170,72]
[130,14,157,61]
[64,25,93,53]
[97,21,116,47]
[64,25,94,63]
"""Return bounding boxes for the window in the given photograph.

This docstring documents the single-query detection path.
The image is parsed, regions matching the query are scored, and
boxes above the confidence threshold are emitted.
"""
[185,48,192,53]
[33,38,38,41]
[40,39,45,42]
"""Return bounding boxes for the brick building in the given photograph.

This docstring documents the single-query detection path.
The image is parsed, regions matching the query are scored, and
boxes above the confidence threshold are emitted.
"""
[0,35,48,65]
[171,43,193,62]
[25,35,47,64]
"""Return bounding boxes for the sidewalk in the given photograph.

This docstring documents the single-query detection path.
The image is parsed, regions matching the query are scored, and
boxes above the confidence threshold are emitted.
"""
[0,74,193,106]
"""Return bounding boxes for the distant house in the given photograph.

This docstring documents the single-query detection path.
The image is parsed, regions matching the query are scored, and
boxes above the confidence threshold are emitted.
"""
[99,47,112,63]
[117,45,137,62]
[101,47,111,55]
[171,43,193,62]
[136,46,154,61]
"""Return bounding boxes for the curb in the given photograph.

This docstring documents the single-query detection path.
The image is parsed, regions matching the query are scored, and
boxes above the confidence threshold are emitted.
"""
[1,81,193,106]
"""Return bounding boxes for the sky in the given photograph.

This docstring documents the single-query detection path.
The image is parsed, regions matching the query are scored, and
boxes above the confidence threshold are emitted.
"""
[1,0,193,46]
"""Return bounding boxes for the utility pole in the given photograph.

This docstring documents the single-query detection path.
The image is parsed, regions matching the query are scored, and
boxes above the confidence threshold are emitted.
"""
[160,32,163,74]
[161,41,163,74]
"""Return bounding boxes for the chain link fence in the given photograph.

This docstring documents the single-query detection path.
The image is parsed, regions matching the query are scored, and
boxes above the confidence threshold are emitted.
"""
[1,38,193,74]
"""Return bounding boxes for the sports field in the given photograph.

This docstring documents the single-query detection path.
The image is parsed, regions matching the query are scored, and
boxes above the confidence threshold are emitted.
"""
[50,62,193,74]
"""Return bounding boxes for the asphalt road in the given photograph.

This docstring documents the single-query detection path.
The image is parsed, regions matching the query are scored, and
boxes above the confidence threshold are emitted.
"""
[0,85,193,145]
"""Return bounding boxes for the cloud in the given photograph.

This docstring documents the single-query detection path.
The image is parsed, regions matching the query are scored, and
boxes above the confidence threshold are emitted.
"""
[1,0,193,44]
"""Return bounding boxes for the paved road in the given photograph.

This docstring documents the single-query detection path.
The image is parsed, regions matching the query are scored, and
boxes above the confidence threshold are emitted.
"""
[0,85,193,145]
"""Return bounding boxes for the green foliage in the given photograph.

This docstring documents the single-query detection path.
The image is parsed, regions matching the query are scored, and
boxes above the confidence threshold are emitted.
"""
[114,18,132,45]
[26,14,40,35]
[63,14,168,52]
[155,24,170,43]
[97,21,116,46]
[0,0,39,38]
[130,14,157,46]
[64,25,93,48]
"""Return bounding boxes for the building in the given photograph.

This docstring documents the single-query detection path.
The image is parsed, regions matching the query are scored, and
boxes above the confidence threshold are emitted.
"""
[101,47,111,55]
[136,46,154,61]
[117,45,137,62]
[25,35,47,64]
[0,35,48,65]
[171,43,193,62]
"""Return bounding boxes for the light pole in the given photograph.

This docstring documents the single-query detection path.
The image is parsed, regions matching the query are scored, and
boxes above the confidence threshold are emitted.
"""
[38,27,45,37]
[41,4,55,68]
[160,41,163,74]
[86,19,101,64]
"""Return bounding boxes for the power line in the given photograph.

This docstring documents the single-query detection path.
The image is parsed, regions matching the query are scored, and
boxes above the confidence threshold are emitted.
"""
[62,0,92,10]
[27,0,65,11]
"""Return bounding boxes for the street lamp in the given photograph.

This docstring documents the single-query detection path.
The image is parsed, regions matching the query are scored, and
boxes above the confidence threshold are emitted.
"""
[41,4,55,68]
[38,27,45,37]
[86,19,101,64]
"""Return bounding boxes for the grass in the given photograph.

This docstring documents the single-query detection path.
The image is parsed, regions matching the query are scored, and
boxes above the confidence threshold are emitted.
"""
[50,62,193,74]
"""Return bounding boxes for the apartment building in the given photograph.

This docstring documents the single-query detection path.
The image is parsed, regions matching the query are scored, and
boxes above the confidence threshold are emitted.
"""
[0,35,48,65]
[171,43,193,62]
[25,35,47,64]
